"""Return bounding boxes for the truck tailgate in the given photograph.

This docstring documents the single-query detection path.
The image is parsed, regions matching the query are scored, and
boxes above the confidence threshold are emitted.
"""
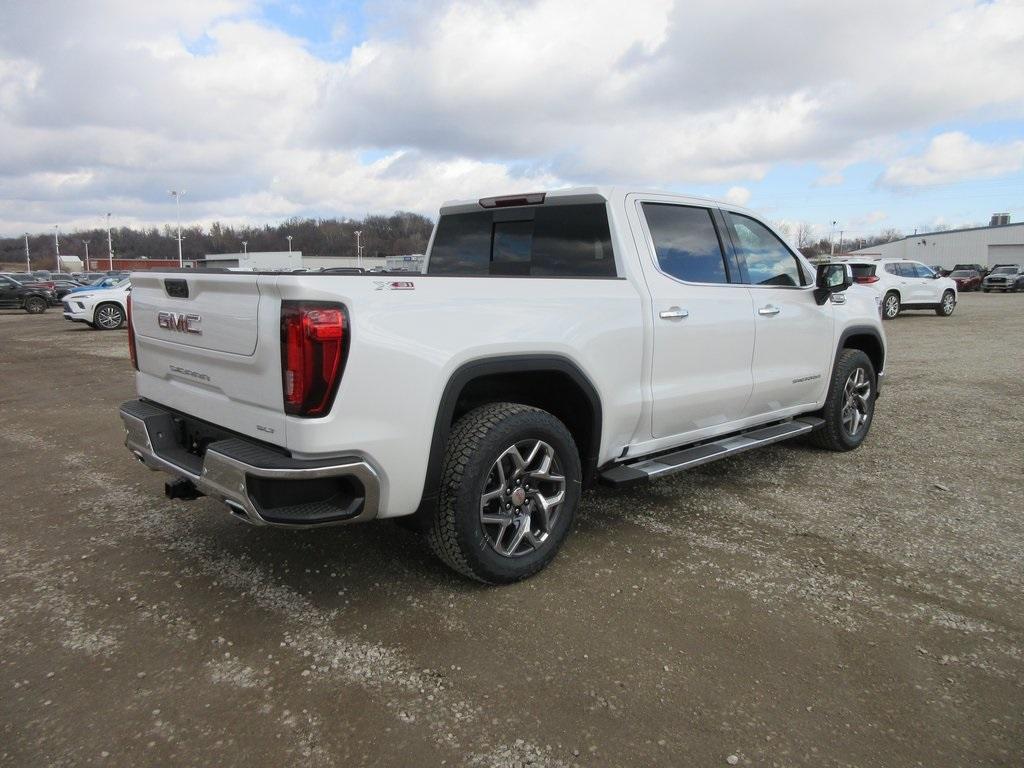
[130,272,287,445]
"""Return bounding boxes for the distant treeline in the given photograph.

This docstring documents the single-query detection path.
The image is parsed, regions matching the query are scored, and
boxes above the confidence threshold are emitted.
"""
[1,212,435,268]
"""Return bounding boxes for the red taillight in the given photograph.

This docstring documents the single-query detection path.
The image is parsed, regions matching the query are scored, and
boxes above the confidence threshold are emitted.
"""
[126,294,139,370]
[855,275,880,284]
[280,302,348,417]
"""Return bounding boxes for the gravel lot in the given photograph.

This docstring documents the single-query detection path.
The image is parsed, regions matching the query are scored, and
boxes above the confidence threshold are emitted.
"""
[1,295,1022,767]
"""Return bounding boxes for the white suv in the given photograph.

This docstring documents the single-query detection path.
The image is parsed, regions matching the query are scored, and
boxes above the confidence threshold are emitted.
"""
[62,280,130,330]
[845,259,957,320]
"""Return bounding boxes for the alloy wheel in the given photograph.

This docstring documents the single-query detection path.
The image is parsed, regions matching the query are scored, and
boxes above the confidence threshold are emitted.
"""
[96,305,123,329]
[479,439,566,558]
[841,367,871,437]
[884,295,899,318]
[942,293,955,315]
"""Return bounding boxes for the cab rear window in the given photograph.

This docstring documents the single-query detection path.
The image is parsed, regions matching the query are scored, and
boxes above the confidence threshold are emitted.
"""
[427,204,616,277]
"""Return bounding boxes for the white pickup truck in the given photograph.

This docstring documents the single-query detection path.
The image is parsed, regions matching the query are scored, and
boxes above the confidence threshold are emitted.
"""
[120,187,885,583]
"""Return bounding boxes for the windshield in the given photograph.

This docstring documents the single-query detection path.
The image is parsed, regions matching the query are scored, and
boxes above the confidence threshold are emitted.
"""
[992,267,1017,274]
[950,270,972,277]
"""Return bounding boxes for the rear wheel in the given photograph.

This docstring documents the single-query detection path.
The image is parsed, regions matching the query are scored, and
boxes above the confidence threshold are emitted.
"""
[935,290,956,316]
[808,349,876,452]
[94,302,125,330]
[882,291,900,320]
[426,403,581,584]
[24,296,47,314]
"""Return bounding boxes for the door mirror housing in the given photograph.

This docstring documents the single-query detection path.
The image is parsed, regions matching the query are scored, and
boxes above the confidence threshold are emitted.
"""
[814,263,853,305]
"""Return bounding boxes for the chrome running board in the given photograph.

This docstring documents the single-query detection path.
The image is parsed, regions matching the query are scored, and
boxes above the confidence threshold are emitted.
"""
[600,417,824,487]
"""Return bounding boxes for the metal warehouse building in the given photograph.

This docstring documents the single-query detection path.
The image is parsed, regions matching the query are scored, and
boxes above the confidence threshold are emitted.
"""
[849,219,1024,270]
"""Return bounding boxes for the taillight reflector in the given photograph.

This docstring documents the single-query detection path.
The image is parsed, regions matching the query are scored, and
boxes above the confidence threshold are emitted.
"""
[126,294,139,370]
[280,302,348,417]
[855,275,880,284]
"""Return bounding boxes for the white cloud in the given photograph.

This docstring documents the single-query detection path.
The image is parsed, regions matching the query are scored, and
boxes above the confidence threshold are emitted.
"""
[880,132,1024,188]
[724,186,751,206]
[0,0,1023,233]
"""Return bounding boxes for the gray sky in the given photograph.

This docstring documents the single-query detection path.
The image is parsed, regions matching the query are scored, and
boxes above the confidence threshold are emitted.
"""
[1,0,1022,241]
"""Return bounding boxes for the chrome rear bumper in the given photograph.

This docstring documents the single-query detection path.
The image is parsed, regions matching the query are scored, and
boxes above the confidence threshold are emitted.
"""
[119,399,380,528]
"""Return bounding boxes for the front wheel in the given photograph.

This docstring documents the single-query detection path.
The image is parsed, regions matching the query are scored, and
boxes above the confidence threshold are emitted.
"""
[808,349,876,452]
[882,291,900,320]
[427,403,581,584]
[24,296,47,314]
[94,302,125,330]
[935,290,956,316]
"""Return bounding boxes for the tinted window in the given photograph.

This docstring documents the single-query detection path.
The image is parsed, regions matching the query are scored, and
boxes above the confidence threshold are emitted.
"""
[725,212,805,287]
[427,203,615,277]
[642,203,728,284]
[896,262,916,278]
[851,264,876,279]
[884,263,898,275]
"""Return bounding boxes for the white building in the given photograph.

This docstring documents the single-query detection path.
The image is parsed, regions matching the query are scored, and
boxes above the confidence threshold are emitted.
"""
[849,220,1024,270]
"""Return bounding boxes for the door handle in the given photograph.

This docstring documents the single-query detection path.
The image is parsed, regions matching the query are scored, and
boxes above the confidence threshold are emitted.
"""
[659,307,689,320]
[758,304,781,316]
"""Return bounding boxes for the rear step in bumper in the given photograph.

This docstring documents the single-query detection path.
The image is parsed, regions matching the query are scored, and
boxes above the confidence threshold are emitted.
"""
[600,417,825,487]
[119,399,380,528]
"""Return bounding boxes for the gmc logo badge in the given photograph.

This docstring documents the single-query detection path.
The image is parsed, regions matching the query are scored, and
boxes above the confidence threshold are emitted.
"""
[157,311,202,335]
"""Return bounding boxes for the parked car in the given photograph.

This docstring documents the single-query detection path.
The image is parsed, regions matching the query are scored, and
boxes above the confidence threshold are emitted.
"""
[929,265,950,276]
[982,265,1024,292]
[118,187,887,583]
[951,263,988,277]
[948,269,982,292]
[62,280,130,329]
[845,258,958,319]
[0,274,54,313]
[66,276,127,294]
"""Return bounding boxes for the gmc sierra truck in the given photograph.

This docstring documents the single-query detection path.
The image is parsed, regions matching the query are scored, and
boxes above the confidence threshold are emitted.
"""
[119,187,885,583]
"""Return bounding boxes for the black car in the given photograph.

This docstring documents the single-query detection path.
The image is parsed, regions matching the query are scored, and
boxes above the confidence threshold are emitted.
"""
[0,275,53,313]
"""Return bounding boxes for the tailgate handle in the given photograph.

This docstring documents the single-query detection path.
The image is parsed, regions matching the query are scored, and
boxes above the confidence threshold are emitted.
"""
[165,279,189,298]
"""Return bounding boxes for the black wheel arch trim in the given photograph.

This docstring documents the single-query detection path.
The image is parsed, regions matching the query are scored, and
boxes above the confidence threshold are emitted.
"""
[413,354,603,521]
[834,325,886,392]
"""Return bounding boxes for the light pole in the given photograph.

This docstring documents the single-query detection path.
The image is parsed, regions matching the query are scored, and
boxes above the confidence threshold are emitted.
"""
[286,235,293,253]
[837,231,844,255]
[169,189,186,267]
[829,220,838,256]
[54,225,61,273]
[241,240,248,254]
[83,240,90,269]
[354,230,362,268]
[106,212,114,270]
[24,233,30,272]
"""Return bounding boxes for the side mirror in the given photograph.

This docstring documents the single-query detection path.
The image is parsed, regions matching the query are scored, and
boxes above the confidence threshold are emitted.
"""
[814,263,853,305]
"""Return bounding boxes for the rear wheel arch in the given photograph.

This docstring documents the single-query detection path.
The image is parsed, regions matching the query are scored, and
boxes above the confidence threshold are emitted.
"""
[412,355,602,524]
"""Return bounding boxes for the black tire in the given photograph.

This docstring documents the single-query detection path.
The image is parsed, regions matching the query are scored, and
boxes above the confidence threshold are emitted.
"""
[24,296,47,314]
[426,403,581,584]
[983,288,990,293]
[94,302,125,330]
[808,349,876,452]
[882,291,900,320]
[935,290,956,316]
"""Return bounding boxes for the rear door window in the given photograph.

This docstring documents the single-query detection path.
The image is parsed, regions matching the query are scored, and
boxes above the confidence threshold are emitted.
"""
[427,203,615,277]
[641,203,730,284]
